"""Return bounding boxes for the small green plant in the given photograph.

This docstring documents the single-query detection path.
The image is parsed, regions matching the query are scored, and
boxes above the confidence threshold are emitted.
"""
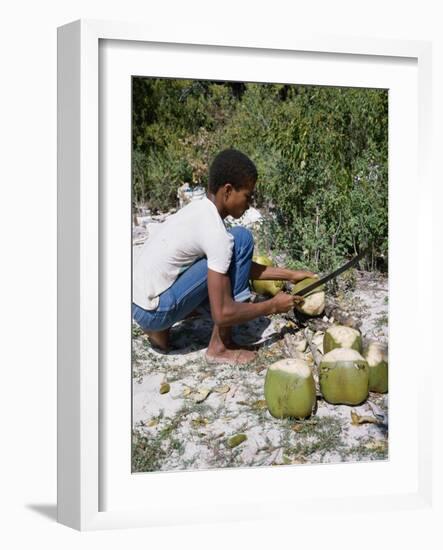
[132,431,168,472]
[283,416,346,461]
[132,324,143,338]
[375,313,389,328]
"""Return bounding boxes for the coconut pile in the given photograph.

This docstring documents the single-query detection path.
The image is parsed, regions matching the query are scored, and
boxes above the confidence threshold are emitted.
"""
[268,325,388,417]
[252,262,388,417]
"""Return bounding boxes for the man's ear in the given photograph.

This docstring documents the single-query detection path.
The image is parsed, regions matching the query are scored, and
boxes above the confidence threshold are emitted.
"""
[223,182,233,197]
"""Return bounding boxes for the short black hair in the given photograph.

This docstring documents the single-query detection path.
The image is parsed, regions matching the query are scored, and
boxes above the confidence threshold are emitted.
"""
[208,149,257,193]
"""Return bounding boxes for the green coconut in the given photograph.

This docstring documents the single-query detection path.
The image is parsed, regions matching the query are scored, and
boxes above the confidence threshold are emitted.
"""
[323,325,362,354]
[264,358,316,419]
[253,255,273,267]
[251,255,284,297]
[292,277,325,317]
[319,348,369,405]
[364,341,388,393]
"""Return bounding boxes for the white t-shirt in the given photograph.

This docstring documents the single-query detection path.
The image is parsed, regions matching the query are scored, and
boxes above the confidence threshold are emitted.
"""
[133,197,234,310]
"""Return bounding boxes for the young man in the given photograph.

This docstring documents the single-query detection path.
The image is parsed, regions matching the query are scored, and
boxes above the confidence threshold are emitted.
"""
[132,149,315,364]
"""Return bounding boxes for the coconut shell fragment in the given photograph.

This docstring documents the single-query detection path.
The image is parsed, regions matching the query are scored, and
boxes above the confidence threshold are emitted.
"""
[323,325,362,354]
[227,434,247,448]
[364,341,388,393]
[264,358,316,419]
[319,348,369,405]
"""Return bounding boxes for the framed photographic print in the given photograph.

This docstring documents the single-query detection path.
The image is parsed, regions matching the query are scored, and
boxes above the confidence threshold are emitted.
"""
[57,19,433,531]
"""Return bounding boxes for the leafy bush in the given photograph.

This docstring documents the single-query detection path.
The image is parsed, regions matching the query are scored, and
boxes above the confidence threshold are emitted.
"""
[132,78,388,271]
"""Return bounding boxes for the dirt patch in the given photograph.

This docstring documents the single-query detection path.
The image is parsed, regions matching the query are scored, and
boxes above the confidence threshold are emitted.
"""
[132,269,388,472]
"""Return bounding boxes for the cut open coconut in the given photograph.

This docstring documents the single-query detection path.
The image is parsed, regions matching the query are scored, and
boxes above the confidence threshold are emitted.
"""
[319,348,369,405]
[292,277,325,317]
[264,358,316,419]
[251,255,284,297]
[364,341,388,393]
[323,325,362,354]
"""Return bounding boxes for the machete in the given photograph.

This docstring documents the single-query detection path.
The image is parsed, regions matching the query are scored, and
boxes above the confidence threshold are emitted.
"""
[293,248,369,297]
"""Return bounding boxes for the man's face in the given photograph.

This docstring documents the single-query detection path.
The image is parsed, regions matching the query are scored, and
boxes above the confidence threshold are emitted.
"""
[225,180,256,219]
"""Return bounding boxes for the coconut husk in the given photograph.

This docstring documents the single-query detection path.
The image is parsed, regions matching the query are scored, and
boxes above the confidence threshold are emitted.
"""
[324,298,362,330]
[264,358,316,419]
[319,348,369,405]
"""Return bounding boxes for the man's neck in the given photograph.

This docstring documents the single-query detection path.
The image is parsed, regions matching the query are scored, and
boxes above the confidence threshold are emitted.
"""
[207,192,227,219]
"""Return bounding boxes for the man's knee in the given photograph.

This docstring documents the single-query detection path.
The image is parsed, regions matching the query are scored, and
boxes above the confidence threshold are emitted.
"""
[230,226,254,252]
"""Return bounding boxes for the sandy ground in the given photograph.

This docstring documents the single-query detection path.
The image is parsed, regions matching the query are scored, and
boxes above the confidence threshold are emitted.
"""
[131,218,389,473]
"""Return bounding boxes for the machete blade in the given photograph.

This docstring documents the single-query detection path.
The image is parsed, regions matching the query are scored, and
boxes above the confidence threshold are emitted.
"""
[294,248,369,297]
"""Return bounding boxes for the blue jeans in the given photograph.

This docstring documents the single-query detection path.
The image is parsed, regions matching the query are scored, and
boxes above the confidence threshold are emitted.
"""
[132,226,254,331]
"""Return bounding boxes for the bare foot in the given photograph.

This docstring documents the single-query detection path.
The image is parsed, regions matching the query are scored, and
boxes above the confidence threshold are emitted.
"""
[216,326,257,351]
[206,325,257,365]
[144,329,170,352]
[224,340,258,352]
[205,347,257,365]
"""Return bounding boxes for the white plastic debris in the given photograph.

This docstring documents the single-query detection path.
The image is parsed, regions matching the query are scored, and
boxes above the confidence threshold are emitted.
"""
[177,183,206,208]
[226,207,263,228]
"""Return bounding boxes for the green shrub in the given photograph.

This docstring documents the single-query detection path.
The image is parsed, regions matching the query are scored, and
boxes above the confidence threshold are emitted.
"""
[132,78,388,271]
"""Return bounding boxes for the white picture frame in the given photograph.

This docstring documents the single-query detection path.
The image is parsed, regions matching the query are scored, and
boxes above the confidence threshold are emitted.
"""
[57,19,434,531]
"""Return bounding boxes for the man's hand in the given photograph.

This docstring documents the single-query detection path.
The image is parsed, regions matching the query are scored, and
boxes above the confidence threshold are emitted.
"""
[250,262,318,284]
[207,269,292,326]
[270,291,304,314]
[289,270,318,284]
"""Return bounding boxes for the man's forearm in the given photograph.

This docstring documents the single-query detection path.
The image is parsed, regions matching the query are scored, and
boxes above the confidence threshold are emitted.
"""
[213,298,276,327]
[250,262,297,281]
[207,267,298,328]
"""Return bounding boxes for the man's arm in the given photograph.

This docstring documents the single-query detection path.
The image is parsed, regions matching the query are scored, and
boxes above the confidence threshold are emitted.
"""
[207,269,297,327]
[249,261,317,283]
